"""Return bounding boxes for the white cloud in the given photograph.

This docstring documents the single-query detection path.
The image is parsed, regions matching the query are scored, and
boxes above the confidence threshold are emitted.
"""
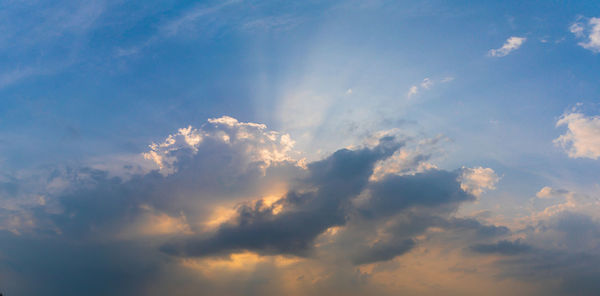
[536,186,570,199]
[241,15,302,32]
[420,77,433,89]
[459,167,500,197]
[407,77,435,98]
[406,85,418,98]
[488,36,526,57]
[529,187,599,221]
[570,17,600,53]
[441,76,455,83]
[570,22,585,38]
[554,110,600,159]
[160,0,239,36]
[0,67,38,89]
[369,134,448,181]
[144,116,298,174]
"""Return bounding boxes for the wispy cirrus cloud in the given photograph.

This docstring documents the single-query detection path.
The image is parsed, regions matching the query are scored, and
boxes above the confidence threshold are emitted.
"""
[116,1,304,58]
[0,0,105,88]
[406,76,453,98]
[406,78,432,98]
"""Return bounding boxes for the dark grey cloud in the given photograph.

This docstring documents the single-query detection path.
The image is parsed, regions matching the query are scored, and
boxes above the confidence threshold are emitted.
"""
[161,137,510,268]
[0,230,165,296]
[330,170,505,265]
[0,119,307,295]
[351,238,415,265]
[161,137,403,257]
[470,239,532,255]
[0,122,521,295]
[492,249,600,296]
[360,170,474,219]
[470,211,600,296]
[445,217,510,238]
[335,214,509,265]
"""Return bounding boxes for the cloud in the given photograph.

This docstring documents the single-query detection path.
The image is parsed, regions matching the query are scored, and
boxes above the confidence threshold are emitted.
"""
[161,131,503,267]
[530,186,600,223]
[474,211,600,296]
[441,76,455,83]
[241,15,303,32]
[143,116,298,174]
[554,110,600,159]
[0,67,39,89]
[536,186,570,199]
[159,0,240,37]
[459,167,500,197]
[406,77,438,98]
[351,238,415,265]
[370,134,447,181]
[118,1,304,58]
[0,116,513,295]
[467,182,600,295]
[161,137,403,258]
[570,17,600,53]
[0,1,105,89]
[0,116,307,295]
[570,22,585,38]
[406,85,419,98]
[420,78,433,89]
[361,170,474,219]
[470,239,532,255]
[13,113,600,295]
[488,36,526,57]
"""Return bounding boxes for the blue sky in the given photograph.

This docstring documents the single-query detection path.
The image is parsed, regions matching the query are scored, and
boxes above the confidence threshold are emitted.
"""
[1,1,600,295]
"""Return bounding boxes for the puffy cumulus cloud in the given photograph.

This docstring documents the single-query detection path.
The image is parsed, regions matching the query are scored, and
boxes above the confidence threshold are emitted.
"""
[0,116,516,295]
[0,116,308,295]
[459,167,500,197]
[144,116,299,174]
[570,17,600,53]
[554,110,600,159]
[487,36,526,57]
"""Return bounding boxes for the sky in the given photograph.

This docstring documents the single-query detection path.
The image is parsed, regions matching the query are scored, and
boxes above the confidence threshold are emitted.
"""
[1,0,600,295]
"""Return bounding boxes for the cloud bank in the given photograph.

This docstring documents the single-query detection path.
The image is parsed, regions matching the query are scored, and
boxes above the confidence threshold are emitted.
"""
[0,116,598,296]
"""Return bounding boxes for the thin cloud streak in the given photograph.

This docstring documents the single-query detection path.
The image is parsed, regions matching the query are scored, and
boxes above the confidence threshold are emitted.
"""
[488,36,526,57]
